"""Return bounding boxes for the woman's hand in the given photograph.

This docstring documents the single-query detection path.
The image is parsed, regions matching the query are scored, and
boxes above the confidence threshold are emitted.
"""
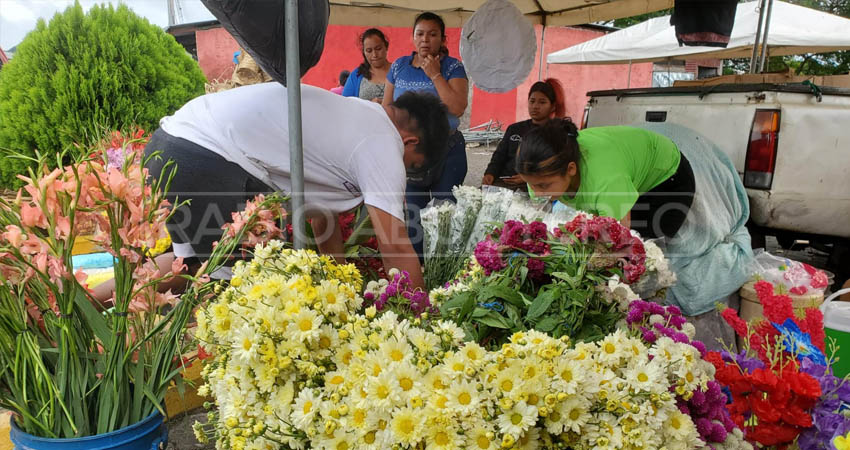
[502,175,524,186]
[482,174,495,186]
[420,54,442,80]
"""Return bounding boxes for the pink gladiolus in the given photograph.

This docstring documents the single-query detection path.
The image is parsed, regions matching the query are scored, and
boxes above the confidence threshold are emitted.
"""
[3,225,25,248]
[20,203,48,229]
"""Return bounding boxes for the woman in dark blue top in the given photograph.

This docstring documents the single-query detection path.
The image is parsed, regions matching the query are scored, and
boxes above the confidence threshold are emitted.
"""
[383,12,469,257]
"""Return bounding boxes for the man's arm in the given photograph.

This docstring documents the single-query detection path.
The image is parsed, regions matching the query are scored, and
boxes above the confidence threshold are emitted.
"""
[312,212,345,262]
[366,204,425,290]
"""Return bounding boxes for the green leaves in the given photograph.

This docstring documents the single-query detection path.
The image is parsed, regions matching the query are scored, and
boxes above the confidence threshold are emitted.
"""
[527,286,559,320]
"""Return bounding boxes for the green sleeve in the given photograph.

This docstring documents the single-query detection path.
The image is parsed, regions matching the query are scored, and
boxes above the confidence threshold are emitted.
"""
[592,177,639,220]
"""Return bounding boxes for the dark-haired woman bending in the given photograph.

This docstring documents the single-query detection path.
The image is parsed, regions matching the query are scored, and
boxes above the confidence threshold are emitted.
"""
[343,28,389,102]
[517,119,696,239]
[483,78,566,190]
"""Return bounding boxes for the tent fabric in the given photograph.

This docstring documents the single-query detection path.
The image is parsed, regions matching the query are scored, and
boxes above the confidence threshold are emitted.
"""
[460,0,537,93]
[548,1,850,64]
[327,0,674,27]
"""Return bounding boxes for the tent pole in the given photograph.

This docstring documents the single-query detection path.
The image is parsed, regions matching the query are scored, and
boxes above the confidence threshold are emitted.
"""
[285,0,306,249]
[627,60,632,88]
[537,22,547,80]
[758,0,775,73]
[749,0,767,73]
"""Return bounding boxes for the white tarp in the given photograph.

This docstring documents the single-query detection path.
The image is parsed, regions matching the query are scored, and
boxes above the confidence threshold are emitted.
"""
[460,0,537,93]
[548,1,850,64]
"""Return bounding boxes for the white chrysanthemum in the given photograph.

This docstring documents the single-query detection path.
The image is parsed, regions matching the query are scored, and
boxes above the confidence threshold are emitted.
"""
[287,308,322,343]
[318,279,347,314]
[446,379,481,414]
[467,425,498,450]
[681,322,697,339]
[444,351,470,378]
[496,401,537,437]
[434,320,467,344]
[424,425,463,450]
[290,388,320,430]
[664,411,701,444]
[366,371,403,410]
[372,310,400,332]
[321,431,356,450]
[390,407,425,445]
[490,367,524,396]
[625,360,666,393]
[392,362,423,397]
[560,396,592,434]
[423,368,451,392]
[458,342,486,368]
[649,336,678,364]
[515,426,541,450]
[408,327,441,354]
[231,325,260,364]
[380,337,414,365]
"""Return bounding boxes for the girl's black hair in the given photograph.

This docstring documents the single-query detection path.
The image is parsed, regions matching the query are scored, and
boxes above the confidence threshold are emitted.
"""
[516,118,580,176]
[357,28,389,81]
[339,70,351,86]
[414,12,450,56]
[528,78,566,118]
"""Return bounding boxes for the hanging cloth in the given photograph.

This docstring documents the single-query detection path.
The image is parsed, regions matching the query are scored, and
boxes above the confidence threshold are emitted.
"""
[671,0,739,48]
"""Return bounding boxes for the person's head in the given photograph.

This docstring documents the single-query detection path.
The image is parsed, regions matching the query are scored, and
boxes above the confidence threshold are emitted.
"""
[528,78,566,123]
[358,28,389,79]
[413,12,447,58]
[390,91,450,172]
[516,118,581,200]
[338,70,351,87]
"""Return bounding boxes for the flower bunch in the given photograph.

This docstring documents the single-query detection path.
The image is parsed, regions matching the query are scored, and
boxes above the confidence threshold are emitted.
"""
[363,268,437,318]
[632,240,677,300]
[222,193,286,249]
[555,214,646,283]
[626,301,750,448]
[199,264,721,450]
[709,280,847,447]
[474,220,551,281]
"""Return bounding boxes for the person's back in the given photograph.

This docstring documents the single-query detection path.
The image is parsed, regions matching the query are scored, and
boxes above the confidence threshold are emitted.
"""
[160,82,406,219]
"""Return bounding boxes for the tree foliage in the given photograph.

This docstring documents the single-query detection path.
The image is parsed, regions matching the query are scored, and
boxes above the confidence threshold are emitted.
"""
[0,2,206,188]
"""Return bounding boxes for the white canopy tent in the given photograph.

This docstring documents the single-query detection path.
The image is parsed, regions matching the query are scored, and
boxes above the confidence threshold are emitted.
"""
[328,0,673,27]
[547,0,850,65]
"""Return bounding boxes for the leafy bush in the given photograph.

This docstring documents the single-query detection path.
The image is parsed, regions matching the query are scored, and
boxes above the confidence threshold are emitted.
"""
[0,3,206,188]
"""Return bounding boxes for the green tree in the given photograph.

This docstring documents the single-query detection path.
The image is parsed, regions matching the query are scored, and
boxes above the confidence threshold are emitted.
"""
[0,2,206,188]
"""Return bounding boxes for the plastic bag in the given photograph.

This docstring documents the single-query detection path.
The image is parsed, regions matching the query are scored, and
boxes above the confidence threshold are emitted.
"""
[200,0,329,86]
[749,249,829,296]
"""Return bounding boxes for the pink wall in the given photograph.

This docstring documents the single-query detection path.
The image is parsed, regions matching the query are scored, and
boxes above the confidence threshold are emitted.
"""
[193,24,652,128]
[512,26,653,126]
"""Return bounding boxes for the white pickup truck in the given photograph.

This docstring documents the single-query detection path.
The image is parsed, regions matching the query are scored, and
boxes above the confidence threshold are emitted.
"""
[583,82,850,282]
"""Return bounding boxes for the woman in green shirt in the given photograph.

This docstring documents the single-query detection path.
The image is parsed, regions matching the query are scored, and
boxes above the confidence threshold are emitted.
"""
[517,119,695,239]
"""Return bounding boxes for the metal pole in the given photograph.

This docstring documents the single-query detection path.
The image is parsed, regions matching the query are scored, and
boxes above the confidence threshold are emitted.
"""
[749,0,768,73]
[285,0,306,249]
[537,24,547,81]
[758,0,775,73]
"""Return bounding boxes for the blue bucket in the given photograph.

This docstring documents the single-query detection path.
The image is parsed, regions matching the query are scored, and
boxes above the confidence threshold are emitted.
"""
[10,413,167,450]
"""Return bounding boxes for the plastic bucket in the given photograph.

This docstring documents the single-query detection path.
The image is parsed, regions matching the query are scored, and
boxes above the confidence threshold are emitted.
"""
[10,412,167,450]
[822,288,850,379]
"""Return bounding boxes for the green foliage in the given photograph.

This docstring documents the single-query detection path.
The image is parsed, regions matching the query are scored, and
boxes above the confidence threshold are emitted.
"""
[0,2,206,188]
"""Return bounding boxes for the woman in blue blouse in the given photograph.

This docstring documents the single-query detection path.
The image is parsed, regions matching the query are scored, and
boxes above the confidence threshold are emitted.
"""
[383,12,469,256]
[342,28,390,102]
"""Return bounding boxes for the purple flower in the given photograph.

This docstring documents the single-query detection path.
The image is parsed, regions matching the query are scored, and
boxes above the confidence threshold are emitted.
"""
[364,292,375,301]
[474,238,506,274]
[642,329,658,343]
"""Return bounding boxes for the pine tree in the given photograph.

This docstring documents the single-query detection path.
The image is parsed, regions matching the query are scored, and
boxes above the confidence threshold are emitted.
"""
[0,2,206,188]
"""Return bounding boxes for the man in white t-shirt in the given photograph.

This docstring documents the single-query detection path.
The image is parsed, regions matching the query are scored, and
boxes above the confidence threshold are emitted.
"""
[143,83,449,289]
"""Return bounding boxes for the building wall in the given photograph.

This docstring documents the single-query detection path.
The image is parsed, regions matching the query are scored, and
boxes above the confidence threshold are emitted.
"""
[193,24,653,128]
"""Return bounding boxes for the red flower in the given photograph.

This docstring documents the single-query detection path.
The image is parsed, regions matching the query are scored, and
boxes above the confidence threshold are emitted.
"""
[721,307,749,338]
[750,368,779,391]
[801,307,826,351]
[785,370,821,400]
[746,422,803,446]
[780,404,813,428]
[752,396,782,423]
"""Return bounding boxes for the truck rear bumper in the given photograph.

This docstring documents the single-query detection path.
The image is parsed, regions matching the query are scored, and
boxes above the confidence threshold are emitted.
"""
[747,190,850,239]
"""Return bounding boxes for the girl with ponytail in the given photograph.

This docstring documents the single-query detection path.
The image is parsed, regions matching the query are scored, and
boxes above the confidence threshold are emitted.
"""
[483,78,566,189]
[516,118,696,240]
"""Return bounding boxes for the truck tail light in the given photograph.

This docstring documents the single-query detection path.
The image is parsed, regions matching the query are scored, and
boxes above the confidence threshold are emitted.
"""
[744,109,780,189]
